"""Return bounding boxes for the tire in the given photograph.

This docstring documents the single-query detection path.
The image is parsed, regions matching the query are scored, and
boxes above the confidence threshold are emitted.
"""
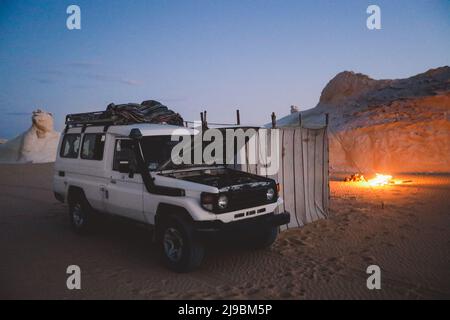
[248,226,279,249]
[157,216,205,272]
[68,192,93,234]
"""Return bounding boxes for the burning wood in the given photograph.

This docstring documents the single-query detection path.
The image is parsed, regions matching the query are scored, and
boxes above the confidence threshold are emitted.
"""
[344,173,412,186]
[344,173,366,182]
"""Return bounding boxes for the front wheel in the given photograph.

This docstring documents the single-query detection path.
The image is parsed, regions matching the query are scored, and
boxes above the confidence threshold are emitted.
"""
[248,226,279,249]
[158,217,204,272]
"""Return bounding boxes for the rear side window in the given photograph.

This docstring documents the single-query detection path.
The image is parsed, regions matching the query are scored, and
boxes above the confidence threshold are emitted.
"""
[60,134,81,158]
[81,134,106,160]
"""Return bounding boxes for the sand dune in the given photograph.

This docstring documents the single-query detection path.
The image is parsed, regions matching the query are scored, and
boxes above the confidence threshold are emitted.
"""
[1,163,449,299]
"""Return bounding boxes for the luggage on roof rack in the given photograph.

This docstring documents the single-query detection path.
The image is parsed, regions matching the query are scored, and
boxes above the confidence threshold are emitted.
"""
[65,100,184,128]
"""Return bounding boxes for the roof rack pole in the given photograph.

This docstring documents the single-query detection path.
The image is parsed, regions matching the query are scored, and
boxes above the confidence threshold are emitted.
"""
[236,109,241,125]
[203,110,208,129]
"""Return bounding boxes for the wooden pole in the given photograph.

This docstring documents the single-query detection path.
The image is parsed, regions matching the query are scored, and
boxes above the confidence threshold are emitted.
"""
[298,112,302,127]
[236,109,241,125]
[325,113,329,126]
[271,112,276,129]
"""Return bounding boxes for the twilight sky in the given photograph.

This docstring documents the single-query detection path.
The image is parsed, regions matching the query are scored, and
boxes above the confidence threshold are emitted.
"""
[0,0,449,138]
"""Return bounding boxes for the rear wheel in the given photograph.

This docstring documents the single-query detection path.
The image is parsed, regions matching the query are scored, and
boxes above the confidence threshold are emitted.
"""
[68,193,93,234]
[158,217,204,272]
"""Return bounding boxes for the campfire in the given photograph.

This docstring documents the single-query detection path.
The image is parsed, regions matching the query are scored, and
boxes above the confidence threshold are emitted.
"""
[368,173,394,186]
[344,173,412,186]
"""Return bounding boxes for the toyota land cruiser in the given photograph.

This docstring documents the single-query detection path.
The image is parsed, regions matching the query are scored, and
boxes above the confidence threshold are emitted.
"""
[53,112,290,272]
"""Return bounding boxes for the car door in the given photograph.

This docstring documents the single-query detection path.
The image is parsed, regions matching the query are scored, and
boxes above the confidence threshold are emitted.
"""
[104,138,146,222]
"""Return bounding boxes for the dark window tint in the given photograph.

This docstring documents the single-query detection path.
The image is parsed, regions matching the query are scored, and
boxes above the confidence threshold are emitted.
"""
[141,136,183,170]
[60,134,81,158]
[81,134,105,160]
[113,139,136,172]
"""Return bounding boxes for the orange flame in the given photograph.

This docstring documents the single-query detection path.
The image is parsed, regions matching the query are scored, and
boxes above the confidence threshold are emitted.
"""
[368,174,393,186]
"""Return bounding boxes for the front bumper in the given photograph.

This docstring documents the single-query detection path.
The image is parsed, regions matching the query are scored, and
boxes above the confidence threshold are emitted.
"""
[193,212,290,238]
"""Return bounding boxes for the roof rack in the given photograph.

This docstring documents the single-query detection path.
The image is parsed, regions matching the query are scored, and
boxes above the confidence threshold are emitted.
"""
[65,111,116,126]
[64,111,121,134]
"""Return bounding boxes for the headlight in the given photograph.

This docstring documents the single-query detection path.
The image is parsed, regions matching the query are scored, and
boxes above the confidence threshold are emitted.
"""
[266,188,275,201]
[217,195,228,209]
[201,192,215,211]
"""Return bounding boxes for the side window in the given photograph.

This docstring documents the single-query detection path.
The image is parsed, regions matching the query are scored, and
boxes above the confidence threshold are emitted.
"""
[60,134,81,158]
[81,134,105,160]
[113,139,136,172]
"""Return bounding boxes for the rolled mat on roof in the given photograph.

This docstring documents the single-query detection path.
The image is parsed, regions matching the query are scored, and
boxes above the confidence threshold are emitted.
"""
[105,100,184,126]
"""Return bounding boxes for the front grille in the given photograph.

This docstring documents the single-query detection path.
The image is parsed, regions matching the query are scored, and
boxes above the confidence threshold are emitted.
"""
[217,186,277,213]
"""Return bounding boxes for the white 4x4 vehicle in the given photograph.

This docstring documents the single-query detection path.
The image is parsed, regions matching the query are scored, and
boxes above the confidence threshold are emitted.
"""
[53,113,289,272]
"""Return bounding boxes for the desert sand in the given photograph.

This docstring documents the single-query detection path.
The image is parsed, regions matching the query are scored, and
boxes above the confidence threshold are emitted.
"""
[0,163,449,299]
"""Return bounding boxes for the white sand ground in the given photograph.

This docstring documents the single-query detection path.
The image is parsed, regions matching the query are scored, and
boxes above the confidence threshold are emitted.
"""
[0,164,449,299]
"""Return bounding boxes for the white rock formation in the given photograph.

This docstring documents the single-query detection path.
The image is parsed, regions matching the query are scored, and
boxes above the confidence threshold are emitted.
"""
[274,66,450,173]
[0,110,60,163]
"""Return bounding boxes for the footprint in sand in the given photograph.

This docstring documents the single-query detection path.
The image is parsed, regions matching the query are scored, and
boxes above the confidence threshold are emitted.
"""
[362,255,375,264]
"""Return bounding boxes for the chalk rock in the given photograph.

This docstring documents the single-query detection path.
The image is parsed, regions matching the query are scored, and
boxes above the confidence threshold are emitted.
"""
[0,109,60,163]
[274,66,450,173]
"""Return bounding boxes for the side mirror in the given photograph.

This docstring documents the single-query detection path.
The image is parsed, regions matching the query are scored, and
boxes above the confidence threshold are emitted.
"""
[129,128,143,140]
[128,160,138,178]
[118,160,131,174]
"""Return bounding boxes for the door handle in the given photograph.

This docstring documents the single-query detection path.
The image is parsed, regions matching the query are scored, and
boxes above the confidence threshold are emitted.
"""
[100,187,109,199]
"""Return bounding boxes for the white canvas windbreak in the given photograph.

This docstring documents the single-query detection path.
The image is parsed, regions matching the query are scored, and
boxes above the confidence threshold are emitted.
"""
[237,127,329,228]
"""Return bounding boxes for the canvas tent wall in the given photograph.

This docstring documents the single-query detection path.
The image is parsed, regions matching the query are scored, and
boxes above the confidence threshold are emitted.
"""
[236,126,329,228]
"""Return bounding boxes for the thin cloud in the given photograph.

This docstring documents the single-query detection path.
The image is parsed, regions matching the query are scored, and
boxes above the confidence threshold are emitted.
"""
[66,61,101,68]
[33,77,56,84]
[155,97,188,103]
[5,112,30,116]
[82,73,142,86]
[38,69,141,86]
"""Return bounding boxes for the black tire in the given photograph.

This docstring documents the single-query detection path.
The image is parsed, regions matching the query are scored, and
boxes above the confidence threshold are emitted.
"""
[157,216,204,272]
[68,192,93,234]
[248,226,279,249]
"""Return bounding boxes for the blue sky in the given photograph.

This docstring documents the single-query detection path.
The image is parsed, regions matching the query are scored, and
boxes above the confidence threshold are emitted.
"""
[0,0,449,138]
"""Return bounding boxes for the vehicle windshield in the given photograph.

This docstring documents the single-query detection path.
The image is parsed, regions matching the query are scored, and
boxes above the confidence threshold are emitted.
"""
[140,135,209,171]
